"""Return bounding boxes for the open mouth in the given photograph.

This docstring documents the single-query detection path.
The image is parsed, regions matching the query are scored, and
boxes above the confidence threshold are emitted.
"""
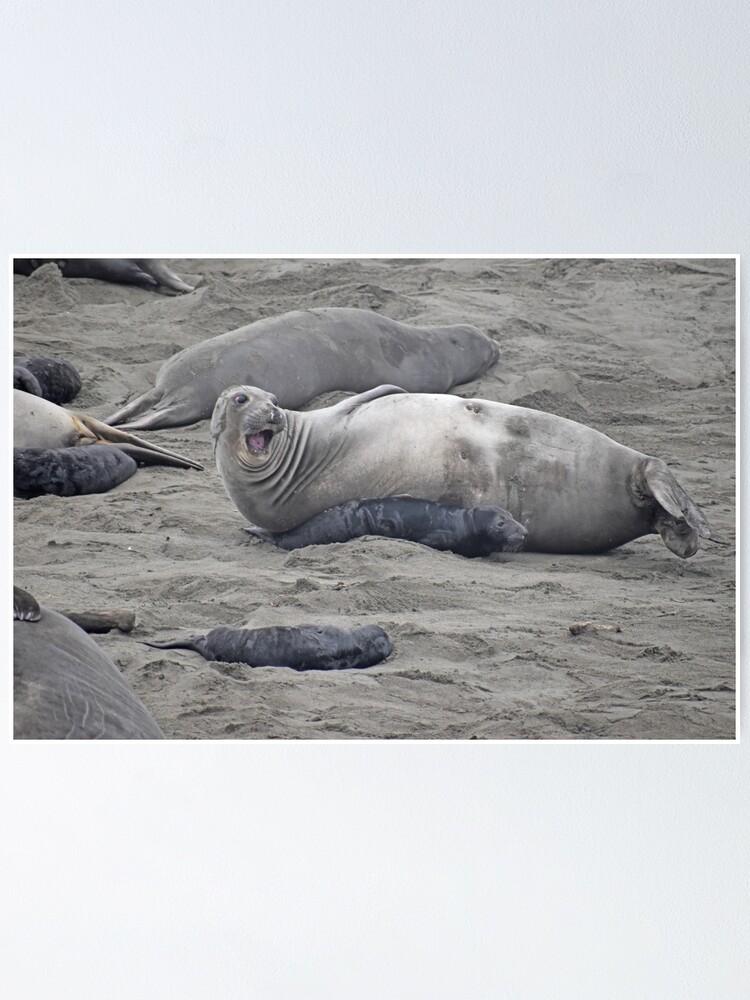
[246,429,274,455]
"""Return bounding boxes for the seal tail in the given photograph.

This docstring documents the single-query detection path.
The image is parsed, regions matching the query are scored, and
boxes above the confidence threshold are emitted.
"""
[134,259,194,294]
[643,458,727,557]
[78,414,203,470]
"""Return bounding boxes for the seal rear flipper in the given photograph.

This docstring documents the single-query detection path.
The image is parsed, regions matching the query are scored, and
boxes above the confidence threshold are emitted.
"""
[134,259,195,294]
[105,387,164,426]
[642,458,719,557]
[78,414,203,469]
[142,636,207,654]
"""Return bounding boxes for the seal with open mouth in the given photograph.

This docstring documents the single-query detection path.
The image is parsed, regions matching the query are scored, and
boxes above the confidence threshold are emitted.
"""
[211,384,724,558]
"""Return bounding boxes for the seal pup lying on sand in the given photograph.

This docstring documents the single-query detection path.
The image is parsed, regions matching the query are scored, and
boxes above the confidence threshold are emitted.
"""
[14,446,138,498]
[13,355,82,404]
[105,307,499,430]
[246,496,528,557]
[145,624,393,671]
[14,588,165,739]
[212,384,721,558]
[14,258,194,294]
[14,389,202,470]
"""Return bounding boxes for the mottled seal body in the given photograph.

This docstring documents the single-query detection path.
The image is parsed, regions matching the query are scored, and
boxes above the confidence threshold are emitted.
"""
[13,355,82,404]
[14,599,165,739]
[14,258,193,294]
[14,446,138,498]
[14,389,202,470]
[105,307,499,430]
[212,385,719,558]
[145,624,393,671]
[247,496,528,557]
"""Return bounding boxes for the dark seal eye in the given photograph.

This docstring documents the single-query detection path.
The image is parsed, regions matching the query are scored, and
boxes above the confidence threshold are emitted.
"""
[270,394,278,406]
[233,392,248,405]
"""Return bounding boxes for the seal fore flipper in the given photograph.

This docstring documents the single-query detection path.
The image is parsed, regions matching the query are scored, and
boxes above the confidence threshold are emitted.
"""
[330,384,407,416]
[14,586,41,622]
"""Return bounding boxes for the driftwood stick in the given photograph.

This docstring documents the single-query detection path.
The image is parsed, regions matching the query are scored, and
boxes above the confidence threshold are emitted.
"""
[60,609,136,633]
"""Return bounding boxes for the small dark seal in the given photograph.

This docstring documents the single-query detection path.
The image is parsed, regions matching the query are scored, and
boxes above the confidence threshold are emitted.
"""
[13,355,83,404]
[145,623,393,671]
[245,496,528,558]
[14,446,138,499]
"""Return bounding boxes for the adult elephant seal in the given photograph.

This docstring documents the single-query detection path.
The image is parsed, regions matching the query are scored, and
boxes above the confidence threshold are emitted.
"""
[145,623,393,671]
[14,588,165,739]
[246,496,528,557]
[104,307,499,430]
[14,389,202,470]
[212,384,722,558]
[14,258,193,294]
[14,446,138,499]
[13,355,82,404]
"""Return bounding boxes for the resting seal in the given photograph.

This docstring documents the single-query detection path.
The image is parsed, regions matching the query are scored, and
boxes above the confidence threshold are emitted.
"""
[212,384,722,558]
[14,258,193,294]
[14,446,138,498]
[14,389,202,470]
[13,355,82,404]
[104,307,499,430]
[246,496,528,557]
[14,589,165,739]
[145,624,393,671]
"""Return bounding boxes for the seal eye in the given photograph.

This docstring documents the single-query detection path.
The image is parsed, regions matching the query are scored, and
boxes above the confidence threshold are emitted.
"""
[233,392,248,406]
[270,394,279,406]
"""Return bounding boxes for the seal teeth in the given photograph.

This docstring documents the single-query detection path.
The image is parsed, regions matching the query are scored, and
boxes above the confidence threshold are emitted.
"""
[246,430,272,454]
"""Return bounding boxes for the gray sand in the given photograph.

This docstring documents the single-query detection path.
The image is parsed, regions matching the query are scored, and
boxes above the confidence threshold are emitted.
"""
[13,258,736,739]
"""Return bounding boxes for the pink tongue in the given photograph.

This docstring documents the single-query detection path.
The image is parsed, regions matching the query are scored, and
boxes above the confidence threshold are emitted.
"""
[248,432,266,451]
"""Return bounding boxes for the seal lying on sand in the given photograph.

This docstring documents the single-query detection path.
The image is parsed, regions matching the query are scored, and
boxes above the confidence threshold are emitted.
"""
[145,623,393,671]
[246,496,528,557]
[14,389,202,470]
[14,446,138,498]
[13,355,82,404]
[212,384,721,558]
[14,588,165,739]
[104,307,499,430]
[14,258,193,294]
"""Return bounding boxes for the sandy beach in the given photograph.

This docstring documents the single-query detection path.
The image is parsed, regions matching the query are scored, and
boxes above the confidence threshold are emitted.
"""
[13,257,736,739]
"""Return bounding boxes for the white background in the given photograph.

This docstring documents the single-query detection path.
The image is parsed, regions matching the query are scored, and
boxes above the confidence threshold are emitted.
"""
[2,2,747,997]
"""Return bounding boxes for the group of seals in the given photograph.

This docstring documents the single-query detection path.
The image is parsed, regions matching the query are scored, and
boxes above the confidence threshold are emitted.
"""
[104,307,500,430]
[212,384,720,558]
[14,587,165,739]
[14,390,202,481]
[14,258,194,294]
[246,496,528,557]
[145,624,393,671]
